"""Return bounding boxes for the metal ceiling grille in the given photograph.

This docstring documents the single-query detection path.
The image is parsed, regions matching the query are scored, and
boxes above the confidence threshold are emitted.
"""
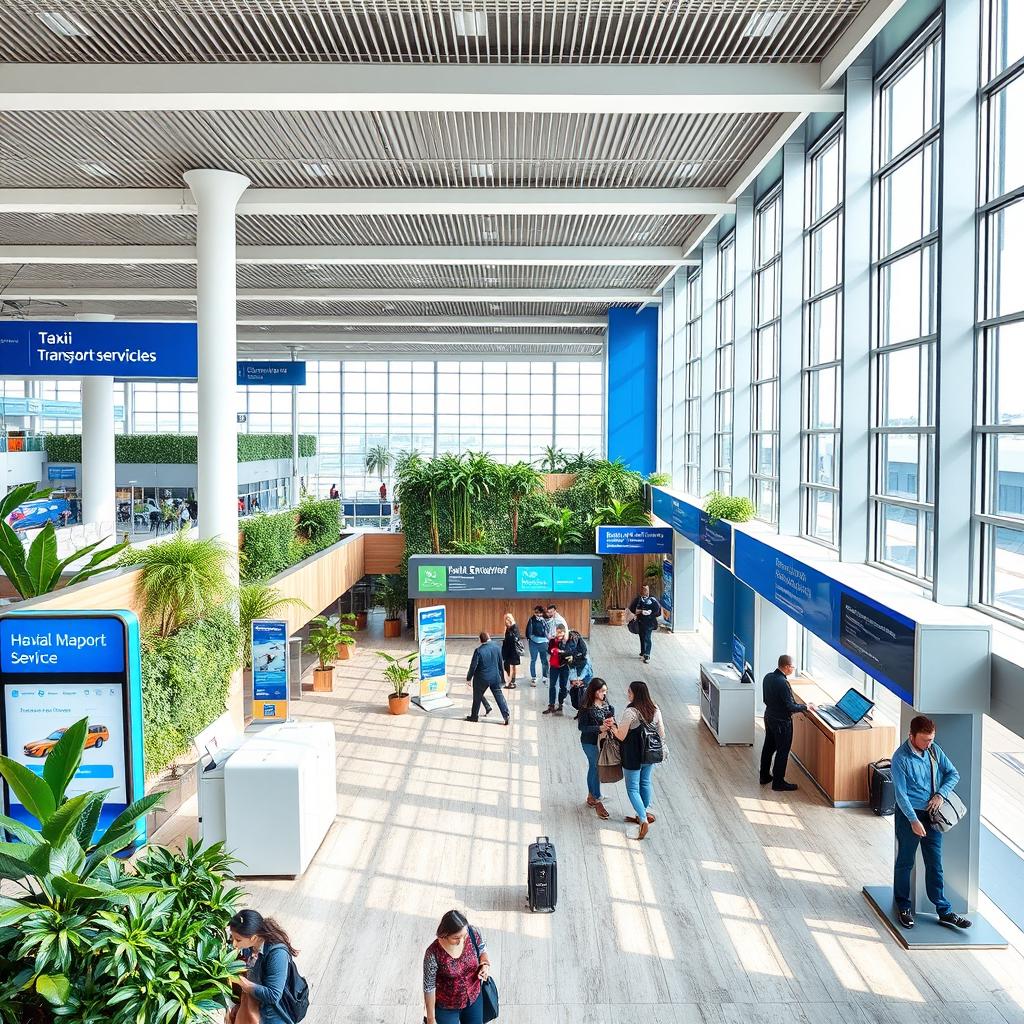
[0,1,867,64]
[238,340,604,356]
[0,108,777,189]
[234,298,616,316]
[239,323,604,334]
[0,213,197,245]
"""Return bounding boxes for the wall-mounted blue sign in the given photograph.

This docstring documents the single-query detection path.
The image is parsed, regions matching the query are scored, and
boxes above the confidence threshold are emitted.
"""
[0,397,124,420]
[651,488,732,568]
[733,531,915,703]
[47,466,77,481]
[237,361,307,387]
[0,321,198,379]
[410,555,602,599]
[595,525,673,555]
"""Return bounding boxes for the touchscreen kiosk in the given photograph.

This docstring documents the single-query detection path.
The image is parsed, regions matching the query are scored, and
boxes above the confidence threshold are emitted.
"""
[0,610,146,846]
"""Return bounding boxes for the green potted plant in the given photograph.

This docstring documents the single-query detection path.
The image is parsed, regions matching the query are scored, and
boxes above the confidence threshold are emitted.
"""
[376,650,419,715]
[304,615,345,691]
[704,491,757,524]
[644,560,664,596]
[334,612,357,660]
[602,555,634,626]
[375,573,407,638]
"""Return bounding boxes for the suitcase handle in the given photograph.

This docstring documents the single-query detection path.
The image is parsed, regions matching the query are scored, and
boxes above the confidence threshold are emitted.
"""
[536,836,549,844]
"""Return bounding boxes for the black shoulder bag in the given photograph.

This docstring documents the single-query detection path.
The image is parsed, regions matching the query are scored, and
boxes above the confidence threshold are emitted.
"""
[467,927,499,1022]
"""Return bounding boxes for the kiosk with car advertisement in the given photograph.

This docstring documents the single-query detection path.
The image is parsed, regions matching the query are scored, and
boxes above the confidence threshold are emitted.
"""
[0,609,147,847]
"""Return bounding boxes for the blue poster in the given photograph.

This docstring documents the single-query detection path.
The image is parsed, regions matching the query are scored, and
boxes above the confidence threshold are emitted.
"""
[595,525,673,555]
[417,606,447,682]
[0,321,198,378]
[251,619,288,720]
[661,560,673,619]
[47,466,77,481]
[237,361,307,386]
[733,532,915,703]
[517,566,553,593]
[553,566,593,593]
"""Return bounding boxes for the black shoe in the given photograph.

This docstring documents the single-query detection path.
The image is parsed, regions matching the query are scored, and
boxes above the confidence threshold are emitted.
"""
[464,716,479,722]
[483,705,492,716]
[643,656,650,663]
[759,776,772,785]
[542,705,555,715]
[771,781,798,792]
[555,704,564,715]
[897,908,914,929]
[938,912,972,929]
[503,718,510,727]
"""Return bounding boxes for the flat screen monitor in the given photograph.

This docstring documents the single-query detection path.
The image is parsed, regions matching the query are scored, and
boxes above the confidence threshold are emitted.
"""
[835,687,874,725]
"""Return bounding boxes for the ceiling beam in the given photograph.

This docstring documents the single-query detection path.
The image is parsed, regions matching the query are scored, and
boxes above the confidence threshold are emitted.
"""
[238,315,606,329]
[820,0,910,89]
[0,63,844,115]
[0,188,733,218]
[0,245,697,267]
[237,332,602,347]
[1,287,656,304]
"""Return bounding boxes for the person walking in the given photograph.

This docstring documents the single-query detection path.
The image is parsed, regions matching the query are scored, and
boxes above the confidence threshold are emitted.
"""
[525,605,550,687]
[891,716,972,930]
[465,631,509,726]
[759,654,814,791]
[423,909,492,1024]
[543,624,571,716]
[610,680,664,840]
[577,677,615,820]
[501,612,523,689]
[226,909,303,1024]
[628,585,662,663]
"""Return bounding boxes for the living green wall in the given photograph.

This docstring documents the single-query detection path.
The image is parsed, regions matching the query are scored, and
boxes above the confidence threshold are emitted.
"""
[44,433,316,464]
[239,496,341,583]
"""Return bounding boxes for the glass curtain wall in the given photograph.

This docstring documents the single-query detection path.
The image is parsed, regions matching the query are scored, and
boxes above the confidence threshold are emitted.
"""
[871,31,942,582]
[976,0,1024,619]
[752,190,782,523]
[134,383,197,434]
[684,271,702,495]
[714,235,736,493]
[802,127,845,547]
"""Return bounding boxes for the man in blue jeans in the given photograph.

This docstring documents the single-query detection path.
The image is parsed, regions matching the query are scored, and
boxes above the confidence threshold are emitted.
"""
[891,715,971,930]
[525,605,550,688]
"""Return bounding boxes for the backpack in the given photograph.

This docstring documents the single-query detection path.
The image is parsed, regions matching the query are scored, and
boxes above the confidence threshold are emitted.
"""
[636,712,664,765]
[272,946,310,1022]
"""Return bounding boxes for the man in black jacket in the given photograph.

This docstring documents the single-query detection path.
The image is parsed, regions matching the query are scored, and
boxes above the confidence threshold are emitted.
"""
[759,654,814,791]
[466,631,510,725]
[628,585,662,662]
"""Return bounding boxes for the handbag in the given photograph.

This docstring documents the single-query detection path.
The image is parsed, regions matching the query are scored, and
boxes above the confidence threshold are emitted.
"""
[467,927,499,1022]
[627,618,639,635]
[928,748,967,832]
[597,733,623,784]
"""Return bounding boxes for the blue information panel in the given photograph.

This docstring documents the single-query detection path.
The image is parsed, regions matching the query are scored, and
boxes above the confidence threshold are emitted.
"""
[661,560,673,624]
[595,525,673,555]
[0,611,146,845]
[251,619,289,722]
[553,566,593,593]
[0,321,198,378]
[517,566,553,593]
[733,532,916,703]
[47,466,77,481]
[651,488,732,568]
[237,361,307,386]
[410,555,602,599]
[418,607,447,683]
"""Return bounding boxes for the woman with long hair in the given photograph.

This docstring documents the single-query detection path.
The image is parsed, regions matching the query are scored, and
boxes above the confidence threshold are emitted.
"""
[610,680,665,840]
[423,909,492,1024]
[501,612,522,689]
[227,910,301,1024]
[577,677,615,820]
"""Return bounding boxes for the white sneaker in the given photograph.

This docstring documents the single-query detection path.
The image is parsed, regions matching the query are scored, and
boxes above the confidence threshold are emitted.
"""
[530,678,537,687]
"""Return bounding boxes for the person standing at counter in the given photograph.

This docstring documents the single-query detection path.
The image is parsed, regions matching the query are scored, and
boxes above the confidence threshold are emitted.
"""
[891,716,972,930]
[759,655,813,792]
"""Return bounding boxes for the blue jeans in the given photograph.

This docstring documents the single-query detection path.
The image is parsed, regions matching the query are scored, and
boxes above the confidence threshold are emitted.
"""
[582,741,601,800]
[894,809,951,915]
[435,992,483,1024]
[638,627,654,658]
[529,640,549,679]
[623,764,655,820]
[549,665,570,706]
[573,660,593,684]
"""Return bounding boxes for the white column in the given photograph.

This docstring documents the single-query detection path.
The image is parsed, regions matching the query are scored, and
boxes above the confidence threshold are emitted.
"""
[81,375,116,532]
[184,169,250,566]
[290,346,301,506]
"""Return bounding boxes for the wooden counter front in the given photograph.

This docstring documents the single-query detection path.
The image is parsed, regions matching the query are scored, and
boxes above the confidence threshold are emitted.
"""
[789,680,897,806]
[413,598,592,639]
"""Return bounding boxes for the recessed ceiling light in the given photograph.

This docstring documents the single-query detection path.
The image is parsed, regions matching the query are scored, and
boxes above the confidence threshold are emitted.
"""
[302,161,335,179]
[36,11,91,36]
[453,10,488,38]
[743,10,786,38]
[469,162,493,180]
[676,162,704,181]
[80,161,114,178]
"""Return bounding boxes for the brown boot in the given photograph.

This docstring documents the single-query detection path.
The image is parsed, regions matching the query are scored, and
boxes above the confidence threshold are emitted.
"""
[630,820,650,840]
[542,705,555,715]
[594,801,610,820]
[624,813,657,824]
[586,795,597,807]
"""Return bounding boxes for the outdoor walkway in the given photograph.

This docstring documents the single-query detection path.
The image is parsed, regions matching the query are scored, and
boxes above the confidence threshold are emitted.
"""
[156,623,1024,1024]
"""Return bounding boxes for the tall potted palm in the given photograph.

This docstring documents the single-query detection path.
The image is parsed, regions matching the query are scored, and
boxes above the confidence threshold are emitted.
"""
[603,555,634,626]
[501,461,543,549]
[375,573,407,638]
[304,616,346,692]
[376,650,419,716]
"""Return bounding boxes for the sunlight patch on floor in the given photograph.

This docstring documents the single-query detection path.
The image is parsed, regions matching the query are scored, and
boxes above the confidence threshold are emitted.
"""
[764,846,847,888]
[735,796,805,830]
[711,890,793,978]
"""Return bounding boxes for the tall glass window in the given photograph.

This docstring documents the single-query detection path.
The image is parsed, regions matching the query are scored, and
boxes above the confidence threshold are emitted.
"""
[133,382,198,434]
[871,32,941,582]
[976,0,1024,619]
[752,190,782,523]
[714,235,736,493]
[684,271,702,495]
[802,127,844,547]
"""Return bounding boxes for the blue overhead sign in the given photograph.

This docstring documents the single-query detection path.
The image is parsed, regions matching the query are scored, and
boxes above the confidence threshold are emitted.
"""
[595,525,673,555]
[237,361,307,386]
[651,488,733,568]
[733,531,916,704]
[0,321,198,379]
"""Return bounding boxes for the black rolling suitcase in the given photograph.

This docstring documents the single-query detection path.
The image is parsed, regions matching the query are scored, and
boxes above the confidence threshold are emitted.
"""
[528,835,557,912]
[868,758,896,816]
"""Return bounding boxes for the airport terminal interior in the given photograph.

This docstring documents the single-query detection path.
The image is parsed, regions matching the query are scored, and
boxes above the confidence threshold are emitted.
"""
[2,1,1024,1022]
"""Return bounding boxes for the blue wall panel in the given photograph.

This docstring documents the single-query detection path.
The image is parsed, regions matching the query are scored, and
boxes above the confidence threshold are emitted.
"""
[606,306,659,475]
[712,562,735,663]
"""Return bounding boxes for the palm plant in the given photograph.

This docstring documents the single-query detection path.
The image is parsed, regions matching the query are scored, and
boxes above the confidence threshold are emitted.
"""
[237,582,309,668]
[561,450,596,473]
[591,497,650,527]
[500,461,543,548]
[375,573,408,621]
[375,650,419,698]
[537,445,567,473]
[126,531,232,637]
[603,555,634,610]
[533,507,582,555]
[365,444,392,479]
[585,458,644,506]
[395,450,440,552]
[0,483,128,599]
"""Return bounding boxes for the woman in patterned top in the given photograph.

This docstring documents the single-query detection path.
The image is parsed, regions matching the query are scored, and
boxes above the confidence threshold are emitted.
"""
[423,909,491,1024]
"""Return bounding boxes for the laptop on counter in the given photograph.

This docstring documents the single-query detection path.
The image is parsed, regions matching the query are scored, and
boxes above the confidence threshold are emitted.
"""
[814,687,875,730]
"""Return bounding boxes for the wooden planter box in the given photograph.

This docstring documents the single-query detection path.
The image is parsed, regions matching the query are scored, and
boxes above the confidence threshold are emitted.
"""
[607,608,627,626]
[383,618,402,638]
[336,643,352,660]
[312,666,335,691]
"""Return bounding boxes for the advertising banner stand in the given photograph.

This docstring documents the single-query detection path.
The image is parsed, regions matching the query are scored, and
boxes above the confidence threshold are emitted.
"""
[414,605,454,712]
[251,620,290,724]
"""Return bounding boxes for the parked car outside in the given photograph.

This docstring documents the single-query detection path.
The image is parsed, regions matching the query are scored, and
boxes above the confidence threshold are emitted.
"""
[7,497,71,531]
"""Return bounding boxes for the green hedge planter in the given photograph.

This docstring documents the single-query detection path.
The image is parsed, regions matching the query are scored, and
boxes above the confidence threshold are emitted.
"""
[239,496,342,584]
[44,432,317,465]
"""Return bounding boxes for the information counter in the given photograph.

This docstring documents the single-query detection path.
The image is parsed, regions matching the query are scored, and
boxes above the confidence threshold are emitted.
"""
[789,679,896,806]
[699,661,754,745]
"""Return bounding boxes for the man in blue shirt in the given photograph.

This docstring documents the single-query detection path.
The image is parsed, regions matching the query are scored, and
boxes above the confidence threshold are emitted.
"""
[891,715,971,930]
